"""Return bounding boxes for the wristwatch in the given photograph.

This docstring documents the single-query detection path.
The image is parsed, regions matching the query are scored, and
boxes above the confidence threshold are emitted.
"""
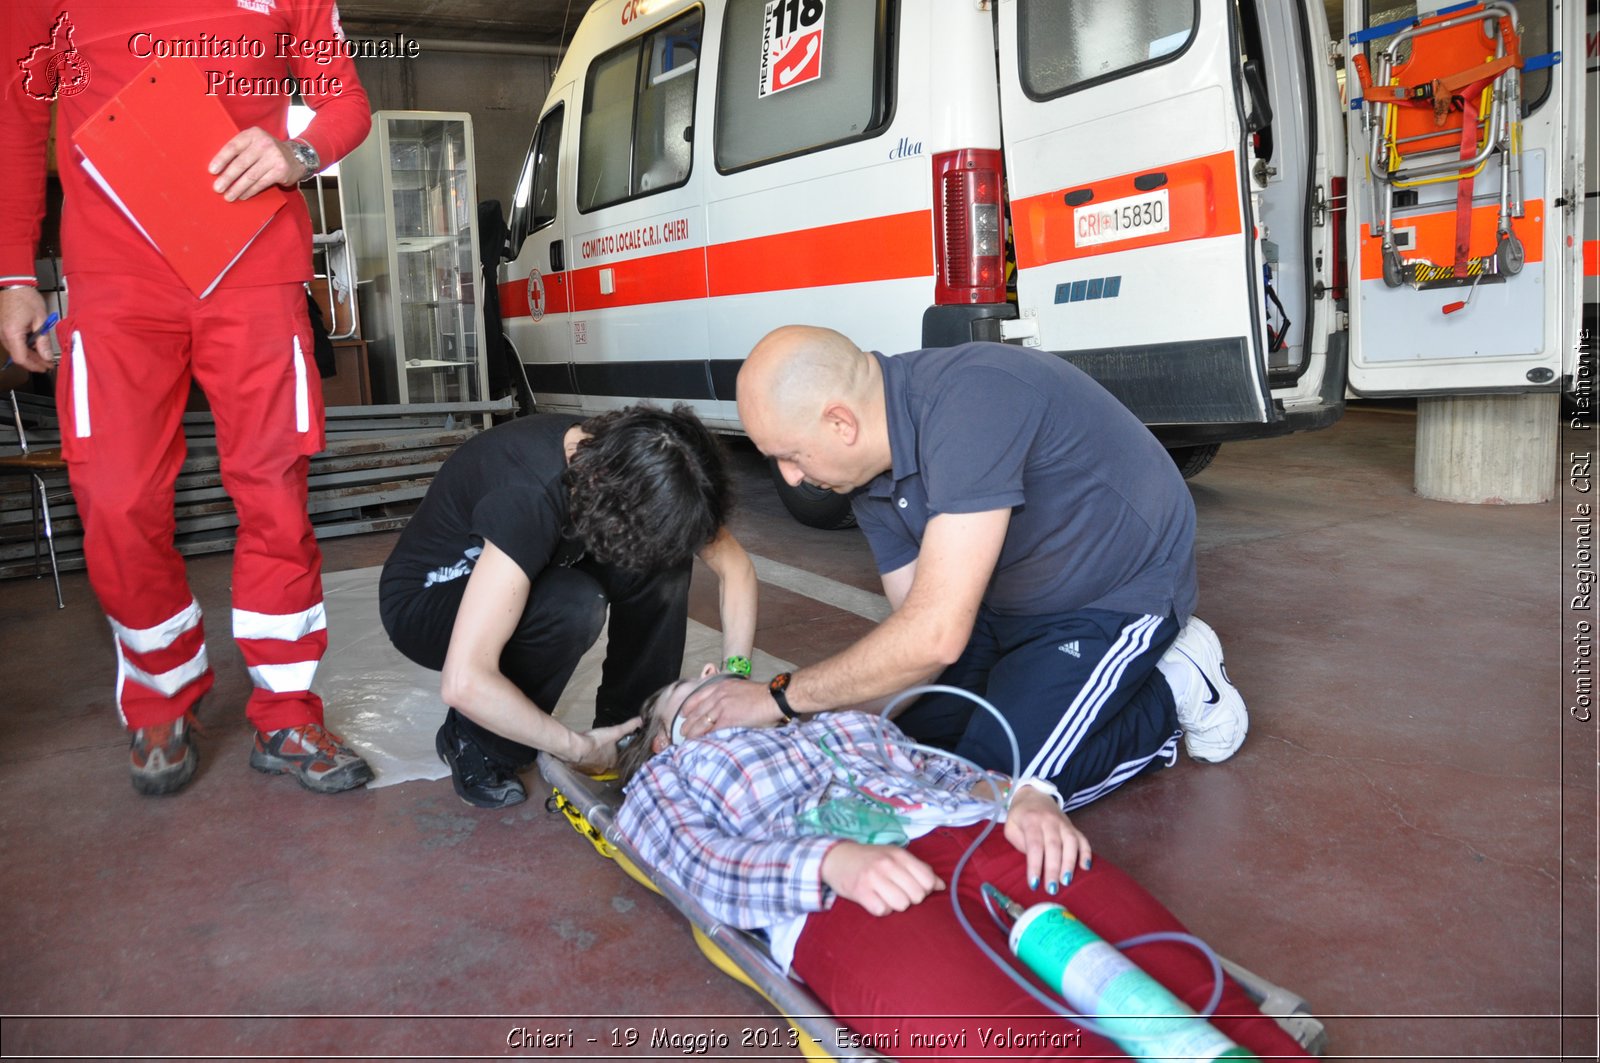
[288,138,321,179]
[768,672,799,724]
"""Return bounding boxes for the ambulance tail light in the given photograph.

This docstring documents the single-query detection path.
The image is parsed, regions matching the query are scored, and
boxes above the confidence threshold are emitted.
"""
[1329,176,1348,302]
[933,149,1006,305]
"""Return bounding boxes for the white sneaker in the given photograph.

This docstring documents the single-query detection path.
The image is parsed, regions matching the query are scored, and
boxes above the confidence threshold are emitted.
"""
[1162,616,1248,762]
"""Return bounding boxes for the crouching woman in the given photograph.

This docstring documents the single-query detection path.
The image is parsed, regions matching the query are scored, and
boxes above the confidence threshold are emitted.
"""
[379,406,756,808]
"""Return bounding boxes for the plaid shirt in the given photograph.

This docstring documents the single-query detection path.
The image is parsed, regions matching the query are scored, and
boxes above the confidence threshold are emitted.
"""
[614,712,996,932]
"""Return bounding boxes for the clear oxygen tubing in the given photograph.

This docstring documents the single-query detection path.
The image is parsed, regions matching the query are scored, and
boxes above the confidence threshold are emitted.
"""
[872,684,1226,1041]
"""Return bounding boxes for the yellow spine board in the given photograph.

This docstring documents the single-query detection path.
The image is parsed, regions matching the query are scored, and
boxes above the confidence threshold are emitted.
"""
[689,926,836,1062]
[549,788,618,860]
[546,778,865,1063]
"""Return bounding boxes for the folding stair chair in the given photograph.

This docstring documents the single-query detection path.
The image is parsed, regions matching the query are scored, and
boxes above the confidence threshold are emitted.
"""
[1350,1,1531,310]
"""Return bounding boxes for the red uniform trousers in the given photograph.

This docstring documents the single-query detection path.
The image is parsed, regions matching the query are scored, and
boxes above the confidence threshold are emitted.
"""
[56,272,329,733]
[793,825,1310,1061]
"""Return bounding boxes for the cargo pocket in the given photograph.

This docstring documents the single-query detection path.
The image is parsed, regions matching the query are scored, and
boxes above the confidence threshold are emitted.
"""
[291,335,326,456]
[55,327,93,461]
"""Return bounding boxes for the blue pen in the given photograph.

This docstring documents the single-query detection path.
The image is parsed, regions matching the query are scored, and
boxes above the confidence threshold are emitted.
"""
[25,311,60,348]
[4,312,60,371]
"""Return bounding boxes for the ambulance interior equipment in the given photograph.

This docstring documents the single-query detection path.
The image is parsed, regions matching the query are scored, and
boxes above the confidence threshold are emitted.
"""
[1349,2,1539,306]
[538,682,1328,1062]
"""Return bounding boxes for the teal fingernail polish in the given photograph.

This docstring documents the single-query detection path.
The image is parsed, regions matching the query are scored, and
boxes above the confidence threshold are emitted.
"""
[1028,875,1038,891]
[1046,880,1057,896]
[1085,857,1093,870]
[1061,871,1073,887]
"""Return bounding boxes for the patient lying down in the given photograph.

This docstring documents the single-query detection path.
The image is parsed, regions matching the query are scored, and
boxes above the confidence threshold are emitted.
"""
[612,667,1310,1061]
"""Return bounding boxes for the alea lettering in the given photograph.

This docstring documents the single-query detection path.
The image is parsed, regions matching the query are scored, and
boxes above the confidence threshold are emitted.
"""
[888,135,922,160]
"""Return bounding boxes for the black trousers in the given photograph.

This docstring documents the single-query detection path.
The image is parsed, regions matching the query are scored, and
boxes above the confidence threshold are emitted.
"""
[380,557,691,769]
[893,607,1182,809]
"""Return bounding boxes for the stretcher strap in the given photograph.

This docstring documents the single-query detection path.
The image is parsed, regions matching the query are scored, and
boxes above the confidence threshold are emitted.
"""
[1431,52,1516,116]
[1352,51,1515,119]
[1349,8,1522,124]
[1452,77,1494,277]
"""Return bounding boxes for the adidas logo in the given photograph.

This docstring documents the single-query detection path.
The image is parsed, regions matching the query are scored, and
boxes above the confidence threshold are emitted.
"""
[1058,640,1081,658]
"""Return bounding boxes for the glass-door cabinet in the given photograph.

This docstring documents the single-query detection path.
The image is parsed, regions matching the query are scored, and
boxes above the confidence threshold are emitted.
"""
[341,111,485,405]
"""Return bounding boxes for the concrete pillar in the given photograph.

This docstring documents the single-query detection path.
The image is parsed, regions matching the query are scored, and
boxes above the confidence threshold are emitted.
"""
[1414,393,1558,504]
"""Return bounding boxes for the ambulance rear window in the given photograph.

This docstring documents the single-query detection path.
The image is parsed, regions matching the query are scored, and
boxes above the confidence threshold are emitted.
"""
[714,0,895,172]
[1019,0,1195,99]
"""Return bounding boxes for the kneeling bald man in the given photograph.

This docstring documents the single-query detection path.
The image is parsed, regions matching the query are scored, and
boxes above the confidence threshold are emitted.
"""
[681,326,1247,809]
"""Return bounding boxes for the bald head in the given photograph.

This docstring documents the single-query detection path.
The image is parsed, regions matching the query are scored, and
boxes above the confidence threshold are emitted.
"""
[738,325,873,436]
[736,325,890,494]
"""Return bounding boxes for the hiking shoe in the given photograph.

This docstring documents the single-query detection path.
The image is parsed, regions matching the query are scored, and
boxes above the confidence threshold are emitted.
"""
[1163,616,1248,762]
[130,715,199,795]
[250,723,374,794]
[435,722,527,809]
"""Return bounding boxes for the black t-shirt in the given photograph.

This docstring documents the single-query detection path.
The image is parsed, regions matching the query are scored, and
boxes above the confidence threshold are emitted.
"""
[380,413,586,599]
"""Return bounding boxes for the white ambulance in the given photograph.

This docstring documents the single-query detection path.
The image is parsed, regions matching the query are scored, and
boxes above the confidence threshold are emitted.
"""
[499,0,1587,527]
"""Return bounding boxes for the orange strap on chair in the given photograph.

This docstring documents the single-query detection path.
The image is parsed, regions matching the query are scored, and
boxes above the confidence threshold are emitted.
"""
[1351,8,1521,126]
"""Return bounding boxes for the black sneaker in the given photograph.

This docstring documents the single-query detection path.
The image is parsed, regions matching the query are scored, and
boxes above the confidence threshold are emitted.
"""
[130,714,199,796]
[435,722,527,809]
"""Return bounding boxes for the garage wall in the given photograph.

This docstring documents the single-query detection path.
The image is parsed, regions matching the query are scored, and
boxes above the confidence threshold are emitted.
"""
[353,49,557,211]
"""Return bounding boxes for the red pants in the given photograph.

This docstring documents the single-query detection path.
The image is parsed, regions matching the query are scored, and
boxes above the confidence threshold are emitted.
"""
[793,826,1310,1061]
[56,273,329,733]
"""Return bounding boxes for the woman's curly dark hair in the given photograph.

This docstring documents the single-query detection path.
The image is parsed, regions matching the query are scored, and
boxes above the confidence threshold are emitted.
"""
[563,404,731,571]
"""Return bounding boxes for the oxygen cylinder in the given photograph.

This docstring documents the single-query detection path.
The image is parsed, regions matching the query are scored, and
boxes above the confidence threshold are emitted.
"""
[1008,902,1259,1063]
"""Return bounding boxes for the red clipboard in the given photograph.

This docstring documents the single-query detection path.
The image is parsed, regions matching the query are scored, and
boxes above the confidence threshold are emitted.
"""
[72,57,290,298]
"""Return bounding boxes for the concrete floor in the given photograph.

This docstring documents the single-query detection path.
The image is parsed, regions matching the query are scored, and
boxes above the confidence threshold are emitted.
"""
[1,408,1594,1060]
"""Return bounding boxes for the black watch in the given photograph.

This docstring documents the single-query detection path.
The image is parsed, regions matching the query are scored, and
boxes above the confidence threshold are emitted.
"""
[768,672,799,724]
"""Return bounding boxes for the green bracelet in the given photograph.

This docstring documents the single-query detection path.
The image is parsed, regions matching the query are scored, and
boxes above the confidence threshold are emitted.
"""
[724,655,752,677]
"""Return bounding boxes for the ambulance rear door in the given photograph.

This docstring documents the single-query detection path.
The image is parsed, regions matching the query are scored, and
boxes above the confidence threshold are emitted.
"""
[1342,0,1582,396]
[995,0,1275,425]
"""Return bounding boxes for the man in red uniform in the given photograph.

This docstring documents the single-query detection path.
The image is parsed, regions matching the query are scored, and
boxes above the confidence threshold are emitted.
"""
[0,2,375,795]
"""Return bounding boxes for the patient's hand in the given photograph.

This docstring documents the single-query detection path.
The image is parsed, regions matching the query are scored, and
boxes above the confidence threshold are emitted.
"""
[821,841,945,916]
[1005,788,1092,893]
[566,718,642,775]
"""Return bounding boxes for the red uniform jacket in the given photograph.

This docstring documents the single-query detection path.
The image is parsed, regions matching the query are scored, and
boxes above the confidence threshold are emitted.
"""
[0,0,371,289]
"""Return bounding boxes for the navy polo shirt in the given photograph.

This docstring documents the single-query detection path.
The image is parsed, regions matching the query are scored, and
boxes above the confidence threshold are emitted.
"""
[851,343,1198,620]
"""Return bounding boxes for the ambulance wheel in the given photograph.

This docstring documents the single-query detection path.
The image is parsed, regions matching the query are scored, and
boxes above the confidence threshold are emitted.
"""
[769,464,857,530]
[1167,443,1220,480]
[1496,233,1524,276]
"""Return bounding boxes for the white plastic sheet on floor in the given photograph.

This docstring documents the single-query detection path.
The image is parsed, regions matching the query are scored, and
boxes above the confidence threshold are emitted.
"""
[315,565,793,789]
